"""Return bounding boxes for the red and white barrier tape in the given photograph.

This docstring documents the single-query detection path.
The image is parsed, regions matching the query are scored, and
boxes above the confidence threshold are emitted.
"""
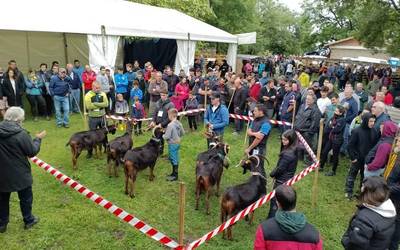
[228,113,292,126]
[30,157,180,250]
[185,161,320,250]
[106,108,206,122]
[295,131,318,163]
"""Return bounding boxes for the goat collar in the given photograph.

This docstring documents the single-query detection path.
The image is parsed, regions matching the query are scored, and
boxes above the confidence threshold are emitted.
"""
[151,137,161,143]
[217,153,225,161]
[250,171,267,181]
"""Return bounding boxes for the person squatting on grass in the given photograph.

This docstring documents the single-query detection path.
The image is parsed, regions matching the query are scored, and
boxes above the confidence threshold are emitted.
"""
[163,108,185,181]
[342,176,396,250]
[254,185,323,250]
[0,107,46,233]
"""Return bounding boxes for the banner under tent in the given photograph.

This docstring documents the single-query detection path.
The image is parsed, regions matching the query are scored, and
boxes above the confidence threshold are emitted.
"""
[0,0,255,74]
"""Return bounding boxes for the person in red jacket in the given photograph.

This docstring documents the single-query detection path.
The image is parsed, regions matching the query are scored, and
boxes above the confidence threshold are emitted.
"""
[254,185,323,250]
[248,76,261,101]
[382,85,394,105]
[82,65,97,93]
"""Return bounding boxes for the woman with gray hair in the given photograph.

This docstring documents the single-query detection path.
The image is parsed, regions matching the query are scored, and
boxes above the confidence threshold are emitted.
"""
[0,107,46,233]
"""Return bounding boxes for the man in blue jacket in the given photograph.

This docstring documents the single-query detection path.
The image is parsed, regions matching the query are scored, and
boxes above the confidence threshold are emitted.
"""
[204,93,229,147]
[49,68,71,128]
[340,87,358,155]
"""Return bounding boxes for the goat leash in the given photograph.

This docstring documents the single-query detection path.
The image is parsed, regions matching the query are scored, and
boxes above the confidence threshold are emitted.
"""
[250,171,267,181]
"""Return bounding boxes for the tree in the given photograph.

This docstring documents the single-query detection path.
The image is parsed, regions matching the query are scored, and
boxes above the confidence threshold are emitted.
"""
[255,0,303,55]
[301,0,358,48]
[354,0,400,55]
[131,0,215,22]
[301,0,400,56]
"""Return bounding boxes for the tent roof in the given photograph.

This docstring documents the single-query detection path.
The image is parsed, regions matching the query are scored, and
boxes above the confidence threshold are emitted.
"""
[0,0,238,44]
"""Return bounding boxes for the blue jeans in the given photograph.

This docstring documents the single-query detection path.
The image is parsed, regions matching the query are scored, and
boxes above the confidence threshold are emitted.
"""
[53,95,70,126]
[168,144,180,165]
[341,123,350,155]
[364,167,384,179]
[69,88,81,113]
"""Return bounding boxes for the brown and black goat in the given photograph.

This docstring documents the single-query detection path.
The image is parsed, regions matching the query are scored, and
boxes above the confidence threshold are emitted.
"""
[220,155,267,240]
[106,121,134,177]
[123,127,164,198]
[66,124,117,170]
[195,142,230,215]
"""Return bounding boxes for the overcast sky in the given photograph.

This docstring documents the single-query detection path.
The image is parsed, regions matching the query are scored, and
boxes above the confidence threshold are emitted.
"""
[278,0,303,13]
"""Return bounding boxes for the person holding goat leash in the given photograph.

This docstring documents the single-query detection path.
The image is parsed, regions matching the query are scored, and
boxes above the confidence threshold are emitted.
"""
[245,104,271,177]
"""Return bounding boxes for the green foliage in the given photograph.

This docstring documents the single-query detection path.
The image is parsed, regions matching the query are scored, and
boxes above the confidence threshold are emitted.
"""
[353,0,400,55]
[302,0,400,55]
[302,0,358,47]
[131,0,215,21]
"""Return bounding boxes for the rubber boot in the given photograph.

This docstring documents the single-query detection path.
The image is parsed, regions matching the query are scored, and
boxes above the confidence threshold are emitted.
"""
[166,165,178,181]
[166,164,174,179]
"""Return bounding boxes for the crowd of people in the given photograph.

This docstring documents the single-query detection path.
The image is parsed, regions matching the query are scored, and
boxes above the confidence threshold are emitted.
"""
[0,55,400,249]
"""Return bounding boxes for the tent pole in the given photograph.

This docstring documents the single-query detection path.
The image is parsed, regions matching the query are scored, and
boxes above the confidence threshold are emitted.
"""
[63,33,69,65]
[25,32,31,70]
[187,33,191,74]
[101,25,106,57]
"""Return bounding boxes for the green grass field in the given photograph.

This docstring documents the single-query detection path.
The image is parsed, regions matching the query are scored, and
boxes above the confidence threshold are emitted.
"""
[0,113,357,249]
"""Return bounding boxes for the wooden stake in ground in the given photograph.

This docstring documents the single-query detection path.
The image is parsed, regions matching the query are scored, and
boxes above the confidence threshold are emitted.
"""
[227,88,236,111]
[291,96,296,129]
[243,119,250,147]
[312,118,324,210]
[178,182,186,246]
[82,83,88,130]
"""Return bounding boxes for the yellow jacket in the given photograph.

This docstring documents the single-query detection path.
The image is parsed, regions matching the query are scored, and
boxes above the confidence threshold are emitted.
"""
[298,72,310,88]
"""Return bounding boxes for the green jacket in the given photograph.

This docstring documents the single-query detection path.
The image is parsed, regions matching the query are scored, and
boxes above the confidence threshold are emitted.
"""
[84,91,109,117]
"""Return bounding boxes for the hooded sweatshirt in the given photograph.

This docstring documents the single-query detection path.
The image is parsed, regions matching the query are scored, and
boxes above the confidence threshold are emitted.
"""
[163,119,185,144]
[348,113,380,162]
[0,121,42,192]
[342,199,396,250]
[254,210,323,250]
[366,120,398,171]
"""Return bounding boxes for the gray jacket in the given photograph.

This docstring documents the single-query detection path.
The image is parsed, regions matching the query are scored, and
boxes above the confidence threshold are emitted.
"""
[96,74,110,93]
[163,120,185,144]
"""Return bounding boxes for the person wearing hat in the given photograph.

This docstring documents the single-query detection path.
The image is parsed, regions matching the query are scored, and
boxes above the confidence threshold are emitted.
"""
[150,90,175,155]
[204,92,229,147]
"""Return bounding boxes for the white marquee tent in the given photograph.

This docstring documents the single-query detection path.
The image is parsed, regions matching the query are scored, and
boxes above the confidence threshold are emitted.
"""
[0,0,253,73]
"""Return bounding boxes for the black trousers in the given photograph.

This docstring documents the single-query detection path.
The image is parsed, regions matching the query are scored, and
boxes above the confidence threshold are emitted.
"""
[188,116,197,130]
[298,132,315,166]
[89,116,106,130]
[42,94,53,116]
[345,160,364,195]
[320,139,342,172]
[0,186,35,226]
[26,95,47,117]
